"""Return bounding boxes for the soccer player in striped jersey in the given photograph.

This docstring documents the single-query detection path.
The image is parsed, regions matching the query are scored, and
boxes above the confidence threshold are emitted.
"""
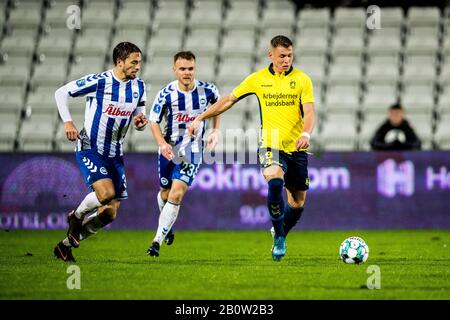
[189,36,315,261]
[53,42,148,262]
[147,51,220,257]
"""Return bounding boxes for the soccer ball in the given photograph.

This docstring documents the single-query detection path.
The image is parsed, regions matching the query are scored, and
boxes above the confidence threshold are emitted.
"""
[339,236,369,264]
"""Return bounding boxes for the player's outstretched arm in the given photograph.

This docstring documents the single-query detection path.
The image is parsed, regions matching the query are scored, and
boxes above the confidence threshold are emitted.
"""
[150,121,174,160]
[188,93,238,137]
[296,103,315,151]
[55,85,79,141]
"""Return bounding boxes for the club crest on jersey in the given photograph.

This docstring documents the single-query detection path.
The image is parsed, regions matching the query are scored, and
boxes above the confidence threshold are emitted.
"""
[103,104,132,117]
[133,92,139,99]
[76,78,86,87]
[200,98,207,107]
[290,80,296,89]
[175,113,196,122]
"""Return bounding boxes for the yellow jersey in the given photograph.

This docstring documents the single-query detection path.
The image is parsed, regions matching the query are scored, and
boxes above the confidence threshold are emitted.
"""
[232,64,314,153]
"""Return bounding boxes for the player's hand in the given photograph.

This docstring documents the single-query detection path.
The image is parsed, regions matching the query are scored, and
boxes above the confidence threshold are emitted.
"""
[188,118,201,138]
[133,113,148,130]
[296,136,310,150]
[64,121,79,141]
[206,129,220,151]
[160,142,174,160]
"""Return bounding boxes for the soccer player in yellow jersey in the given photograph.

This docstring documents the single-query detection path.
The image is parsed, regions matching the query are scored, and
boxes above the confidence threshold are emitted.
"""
[189,35,315,261]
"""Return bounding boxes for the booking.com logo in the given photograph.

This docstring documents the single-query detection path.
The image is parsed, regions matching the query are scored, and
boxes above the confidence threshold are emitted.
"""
[377,159,415,198]
[170,128,282,165]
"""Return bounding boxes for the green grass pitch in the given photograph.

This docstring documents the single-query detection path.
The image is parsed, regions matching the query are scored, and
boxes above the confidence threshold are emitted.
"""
[0,229,449,299]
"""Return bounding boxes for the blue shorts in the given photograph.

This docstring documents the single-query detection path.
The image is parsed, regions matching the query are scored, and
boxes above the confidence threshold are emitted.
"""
[158,153,201,189]
[76,149,128,200]
[258,148,309,191]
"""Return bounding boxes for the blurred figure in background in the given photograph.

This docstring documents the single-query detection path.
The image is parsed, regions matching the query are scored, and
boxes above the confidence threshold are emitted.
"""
[370,103,421,151]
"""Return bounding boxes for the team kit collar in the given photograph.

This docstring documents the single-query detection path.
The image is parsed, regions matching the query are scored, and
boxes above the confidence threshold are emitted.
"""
[268,63,293,76]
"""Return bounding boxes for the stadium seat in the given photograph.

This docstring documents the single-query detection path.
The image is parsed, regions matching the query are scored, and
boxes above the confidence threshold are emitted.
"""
[331,27,365,56]
[0,85,26,113]
[400,84,435,113]
[111,28,148,54]
[74,27,111,57]
[434,113,450,149]
[32,57,68,87]
[402,55,437,85]
[147,26,183,57]
[367,27,402,56]
[116,1,152,29]
[261,0,296,28]
[321,112,358,151]
[407,7,440,28]
[45,0,78,29]
[362,83,399,113]
[358,112,389,150]
[37,28,73,58]
[222,29,256,58]
[296,27,329,57]
[154,0,187,29]
[324,84,360,113]
[8,0,42,29]
[184,27,220,56]
[19,113,56,151]
[189,0,223,29]
[81,1,115,29]
[217,56,253,85]
[0,111,19,151]
[298,8,330,30]
[333,8,366,28]
[224,0,259,30]
[365,54,401,83]
[407,111,434,149]
[0,28,37,57]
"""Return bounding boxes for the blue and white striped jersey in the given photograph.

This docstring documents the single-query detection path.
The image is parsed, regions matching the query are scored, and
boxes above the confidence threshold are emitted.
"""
[149,79,219,154]
[66,70,146,158]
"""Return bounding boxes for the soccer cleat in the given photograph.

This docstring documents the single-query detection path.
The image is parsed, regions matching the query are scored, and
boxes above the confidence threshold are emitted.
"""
[147,241,160,257]
[66,210,82,248]
[164,228,175,245]
[272,236,287,261]
[53,241,76,262]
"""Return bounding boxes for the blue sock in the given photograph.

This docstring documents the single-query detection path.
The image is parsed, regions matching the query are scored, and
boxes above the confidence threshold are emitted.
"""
[267,178,285,238]
[283,205,304,236]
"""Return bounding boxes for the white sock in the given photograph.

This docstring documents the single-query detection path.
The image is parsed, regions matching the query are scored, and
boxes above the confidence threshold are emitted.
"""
[80,211,105,240]
[74,192,102,219]
[154,202,180,244]
[157,191,167,212]
[62,211,102,246]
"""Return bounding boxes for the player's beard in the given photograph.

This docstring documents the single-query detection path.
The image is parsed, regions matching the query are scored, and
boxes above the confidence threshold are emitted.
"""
[125,67,137,80]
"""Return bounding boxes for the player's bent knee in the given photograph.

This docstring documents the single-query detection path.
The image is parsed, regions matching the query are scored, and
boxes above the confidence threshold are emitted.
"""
[97,191,116,205]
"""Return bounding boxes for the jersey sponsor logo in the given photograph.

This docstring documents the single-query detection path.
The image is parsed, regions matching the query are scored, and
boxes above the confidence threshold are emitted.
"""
[174,113,196,123]
[103,104,132,117]
[76,78,86,87]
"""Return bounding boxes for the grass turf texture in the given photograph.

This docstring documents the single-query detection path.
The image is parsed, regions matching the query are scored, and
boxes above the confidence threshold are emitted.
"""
[0,230,449,299]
